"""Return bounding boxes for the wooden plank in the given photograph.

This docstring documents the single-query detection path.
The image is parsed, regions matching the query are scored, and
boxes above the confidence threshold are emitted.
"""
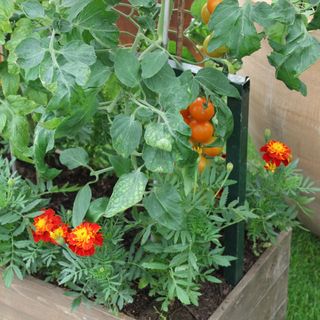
[0,276,130,320]
[247,267,289,320]
[272,300,288,320]
[210,231,291,320]
[0,301,36,320]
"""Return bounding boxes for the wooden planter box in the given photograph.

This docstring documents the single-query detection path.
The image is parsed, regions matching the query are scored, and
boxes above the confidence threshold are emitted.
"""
[0,231,291,320]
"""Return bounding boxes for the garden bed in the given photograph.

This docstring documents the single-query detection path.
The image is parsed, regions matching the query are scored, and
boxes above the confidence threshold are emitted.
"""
[0,231,291,320]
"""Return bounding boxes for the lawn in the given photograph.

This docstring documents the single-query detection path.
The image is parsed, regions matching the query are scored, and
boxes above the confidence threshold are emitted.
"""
[287,228,320,319]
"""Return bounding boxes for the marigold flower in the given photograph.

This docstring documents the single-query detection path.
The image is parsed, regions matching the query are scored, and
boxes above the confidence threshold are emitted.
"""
[260,140,292,167]
[264,161,277,173]
[49,224,69,245]
[32,209,62,243]
[67,222,103,257]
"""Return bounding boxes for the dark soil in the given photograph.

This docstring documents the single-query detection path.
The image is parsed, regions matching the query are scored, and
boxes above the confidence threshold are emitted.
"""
[16,157,261,320]
[123,237,258,320]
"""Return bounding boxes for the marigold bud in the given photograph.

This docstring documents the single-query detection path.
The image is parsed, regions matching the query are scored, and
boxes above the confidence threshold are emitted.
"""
[227,162,233,172]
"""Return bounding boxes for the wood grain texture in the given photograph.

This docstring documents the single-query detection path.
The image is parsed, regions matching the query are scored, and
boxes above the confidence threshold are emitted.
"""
[209,231,291,320]
[0,232,291,320]
[238,33,320,236]
[0,276,130,320]
[272,300,288,320]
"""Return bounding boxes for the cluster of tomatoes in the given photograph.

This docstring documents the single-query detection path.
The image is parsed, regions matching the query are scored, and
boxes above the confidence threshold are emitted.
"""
[180,97,223,173]
[199,0,228,58]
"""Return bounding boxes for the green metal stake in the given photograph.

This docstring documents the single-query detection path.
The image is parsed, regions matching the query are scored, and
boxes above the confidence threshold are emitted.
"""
[224,74,250,286]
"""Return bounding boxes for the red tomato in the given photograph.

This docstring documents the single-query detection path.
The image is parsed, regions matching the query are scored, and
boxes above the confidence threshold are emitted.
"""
[190,120,214,143]
[188,97,215,122]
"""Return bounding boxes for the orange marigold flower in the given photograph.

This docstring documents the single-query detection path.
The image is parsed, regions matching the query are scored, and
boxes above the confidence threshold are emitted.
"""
[264,161,277,173]
[49,224,69,245]
[32,209,62,243]
[67,222,103,257]
[260,140,292,167]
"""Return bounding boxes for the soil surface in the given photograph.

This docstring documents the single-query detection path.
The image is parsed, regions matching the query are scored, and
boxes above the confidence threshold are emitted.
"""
[16,157,260,320]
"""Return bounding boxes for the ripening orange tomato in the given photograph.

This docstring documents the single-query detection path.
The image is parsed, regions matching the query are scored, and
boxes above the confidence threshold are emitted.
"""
[190,120,214,143]
[180,108,192,125]
[198,156,207,173]
[188,97,215,122]
[207,0,222,14]
[203,35,228,58]
[201,3,211,24]
[203,146,223,157]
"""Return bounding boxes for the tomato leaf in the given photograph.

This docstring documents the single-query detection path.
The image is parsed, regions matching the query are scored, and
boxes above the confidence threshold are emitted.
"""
[15,38,46,69]
[105,170,148,217]
[267,16,320,95]
[195,68,240,98]
[0,0,14,45]
[141,49,168,79]
[8,116,33,163]
[0,62,20,97]
[111,115,142,157]
[108,155,132,177]
[142,145,174,173]
[208,0,262,58]
[144,123,173,151]
[143,184,184,230]
[21,0,45,19]
[114,49,140,87]
[72,184,92,227]
[144,63,178,93]
[84,61,111,89]
[60,147,89,170]
[60,40,96,66]
[7,95,39,115]
[86,197,109,222]
[74,0,119,48]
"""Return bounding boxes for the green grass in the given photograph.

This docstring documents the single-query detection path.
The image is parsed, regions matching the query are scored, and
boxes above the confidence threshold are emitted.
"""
[287,228,320,320]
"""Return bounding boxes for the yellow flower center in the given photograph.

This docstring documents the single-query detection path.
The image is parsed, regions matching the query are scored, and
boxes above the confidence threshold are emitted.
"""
[265,162,277,173]
[268,142,287,155]
[35,217,47,232]
[50,227,64,240]
[73,227,92,244]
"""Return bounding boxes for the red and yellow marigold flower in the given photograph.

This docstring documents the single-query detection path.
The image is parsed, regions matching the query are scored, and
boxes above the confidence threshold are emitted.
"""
[264,161,277,173]
[32,209,62,243]
[49,224,69,245]
[67,222,103,257]
[260,140,292,168]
